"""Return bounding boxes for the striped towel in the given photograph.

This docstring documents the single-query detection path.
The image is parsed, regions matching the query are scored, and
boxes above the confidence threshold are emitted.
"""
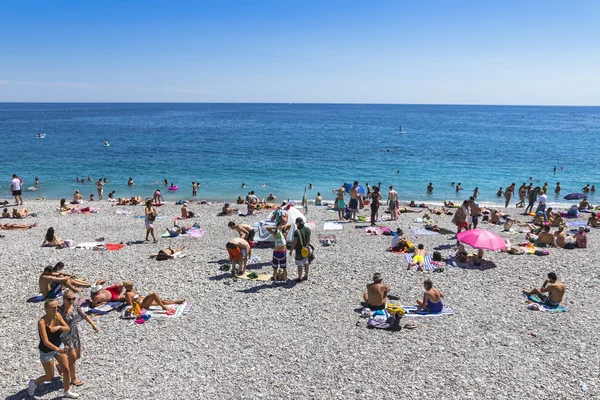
[146,302,192,318]
[404,254,435,271]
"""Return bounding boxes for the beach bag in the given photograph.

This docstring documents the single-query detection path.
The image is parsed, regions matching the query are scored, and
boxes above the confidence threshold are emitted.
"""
[298,229,314,262]
[433,251,442,262]
[534,249,550,256]
[188,211,195,218]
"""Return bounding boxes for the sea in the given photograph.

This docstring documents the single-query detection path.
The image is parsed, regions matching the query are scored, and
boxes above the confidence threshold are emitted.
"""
[1,103,599,206]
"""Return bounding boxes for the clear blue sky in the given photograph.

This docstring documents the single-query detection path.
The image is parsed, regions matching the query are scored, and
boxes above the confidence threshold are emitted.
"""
[1,0,599,104]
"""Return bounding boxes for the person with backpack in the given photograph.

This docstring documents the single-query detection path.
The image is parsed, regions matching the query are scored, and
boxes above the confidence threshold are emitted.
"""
[289,217,312,282]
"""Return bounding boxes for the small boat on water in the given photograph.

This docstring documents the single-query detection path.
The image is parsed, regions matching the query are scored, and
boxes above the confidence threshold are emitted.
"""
[36,133,45,138]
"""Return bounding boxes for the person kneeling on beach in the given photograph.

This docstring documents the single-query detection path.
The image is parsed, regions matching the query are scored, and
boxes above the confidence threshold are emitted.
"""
[267,224,291,281]
[411,279,444,313]
[226,238,250,275]
[90,280,127,307]
[523,272,565,307]
[363,272,390,310]
[407,244,426,271]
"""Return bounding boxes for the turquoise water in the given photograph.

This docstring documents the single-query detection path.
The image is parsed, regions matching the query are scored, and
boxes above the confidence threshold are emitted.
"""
[1,103,599,205]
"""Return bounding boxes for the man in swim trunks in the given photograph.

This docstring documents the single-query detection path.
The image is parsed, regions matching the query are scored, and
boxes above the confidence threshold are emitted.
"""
[452,200,469,234]
[38,264,92,297]
[526,225,554,247]
[349,181,360,221]
[412,279,444,313]
[523,272,565,307]
[469,197,480,229]
[226,237,250,275]
[408,244,426,271]
[363,272,390,310]
[11,174,23,205]
[427,183,433,193]
[388,185,398,220]
[90,280,127,307]
[332,184,346,221]
[96,178,104,200]
[266,224,291,281]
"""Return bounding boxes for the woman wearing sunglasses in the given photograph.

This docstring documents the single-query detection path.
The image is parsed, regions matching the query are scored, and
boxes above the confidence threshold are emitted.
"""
[59,289,100,387]
[28,298,79,398]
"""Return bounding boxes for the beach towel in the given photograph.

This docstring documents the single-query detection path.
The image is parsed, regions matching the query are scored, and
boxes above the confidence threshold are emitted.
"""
[365,227,381,235]
[559,212,579,219]
[145,302,191,318]
[411,227,439,236]
[75,242,105,249]
[566,220,588,227]
[27,285,63,303]
[318,234,337,244]
[401,305,454,317]
[81,301,126,315]
[104,243,126,251]
[236,272,273,281]
[404,254,435,271]
[115,210,133,215]
[323,222,343,230]
[181,228,205,238]
[524,294,568,313]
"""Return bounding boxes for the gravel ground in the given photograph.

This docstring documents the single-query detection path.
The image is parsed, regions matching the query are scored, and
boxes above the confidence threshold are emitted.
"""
[0,200,598,399]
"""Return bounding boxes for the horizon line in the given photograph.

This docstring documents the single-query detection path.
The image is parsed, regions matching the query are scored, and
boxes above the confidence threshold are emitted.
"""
[0,101,599,107]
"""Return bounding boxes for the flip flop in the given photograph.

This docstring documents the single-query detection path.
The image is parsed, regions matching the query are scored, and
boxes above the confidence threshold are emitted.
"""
[166,308,176,316]
[403,323,418,330]
[71,380,85,387]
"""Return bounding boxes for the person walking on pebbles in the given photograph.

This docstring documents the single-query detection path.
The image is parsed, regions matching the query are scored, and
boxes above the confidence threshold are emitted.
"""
[28,299,80,398]
[145,199,158,243]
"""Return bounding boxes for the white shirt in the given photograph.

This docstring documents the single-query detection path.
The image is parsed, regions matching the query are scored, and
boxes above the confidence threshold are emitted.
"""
[538,194,547,205]
[391,235,403,248]
[11,178,21,191]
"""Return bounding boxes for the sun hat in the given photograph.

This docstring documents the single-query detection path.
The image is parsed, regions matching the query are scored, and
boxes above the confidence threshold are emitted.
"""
[90,284,103,294]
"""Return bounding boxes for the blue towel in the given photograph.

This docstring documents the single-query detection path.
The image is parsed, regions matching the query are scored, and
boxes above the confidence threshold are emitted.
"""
[86,301,127,315]
[27,284,63,303]
[525,294,568,313]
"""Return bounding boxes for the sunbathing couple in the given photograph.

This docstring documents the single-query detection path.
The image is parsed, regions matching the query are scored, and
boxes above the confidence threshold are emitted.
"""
[2,207,29,218]
[39,262,92,298]
[364,273,444,313]
[90,280,184,313]
[116,196,143,205]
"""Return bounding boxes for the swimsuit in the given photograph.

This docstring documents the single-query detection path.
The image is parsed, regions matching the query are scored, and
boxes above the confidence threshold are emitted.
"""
[272,251,287,269]
[226,245,242,261]
[337,199,346,210]
[426,297,443,313]
[368,303,386,311]
[539,294,560,307]
[349,198,359,210]
[413,255,424,263]
[105,284,122,301]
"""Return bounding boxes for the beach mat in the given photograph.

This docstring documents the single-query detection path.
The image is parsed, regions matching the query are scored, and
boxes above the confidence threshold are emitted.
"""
[104,243,126,251]
[318,234,337,244]
[146,302,191,318]
[524,294,568,313]
[82,301,126,315]
[182,228,205,238]
[411,227,439,236]
[404,254,436,271]
[236,272,273,281]
[323,222,343,230]
[566,220,588,227]
[401,305,454,317]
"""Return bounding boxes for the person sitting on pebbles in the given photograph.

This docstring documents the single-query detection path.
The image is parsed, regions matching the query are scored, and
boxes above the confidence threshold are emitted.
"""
[363,272,390,311]
[39,262,92,298]
[411,279,444,313]
[526,225,554,247]
[220,203,239,216]
[407,244,426,271]
[523,272,565,308]
[41,227,64,248]
[588,213,600,228]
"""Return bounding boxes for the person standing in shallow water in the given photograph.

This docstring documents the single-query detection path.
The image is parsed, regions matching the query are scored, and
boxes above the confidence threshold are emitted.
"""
[504,183,515,208]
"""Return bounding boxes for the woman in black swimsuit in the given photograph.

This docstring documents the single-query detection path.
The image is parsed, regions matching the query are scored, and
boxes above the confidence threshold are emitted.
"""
[369,186,382,227]
[28,299,79,398]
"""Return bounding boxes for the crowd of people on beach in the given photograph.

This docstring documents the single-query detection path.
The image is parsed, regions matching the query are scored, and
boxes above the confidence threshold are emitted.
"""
[6,170,598,395]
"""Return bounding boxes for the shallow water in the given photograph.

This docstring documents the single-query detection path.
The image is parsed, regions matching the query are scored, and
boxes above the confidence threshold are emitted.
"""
[1,103,599,205]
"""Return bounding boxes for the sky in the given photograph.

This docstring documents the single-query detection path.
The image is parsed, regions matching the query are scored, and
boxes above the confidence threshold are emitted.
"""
[0,0,599,105]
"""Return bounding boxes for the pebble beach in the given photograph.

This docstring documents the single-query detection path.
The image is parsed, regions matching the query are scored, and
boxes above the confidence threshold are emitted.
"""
[1,199,598,399]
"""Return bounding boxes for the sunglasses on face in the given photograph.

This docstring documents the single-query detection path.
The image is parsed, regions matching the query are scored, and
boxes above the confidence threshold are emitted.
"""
[65,297,76,301]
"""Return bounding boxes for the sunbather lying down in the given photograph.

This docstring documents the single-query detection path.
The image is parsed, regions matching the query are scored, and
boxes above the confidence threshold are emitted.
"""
[123,280,185,312]
[1,222,37,230]
[150,245,185,260]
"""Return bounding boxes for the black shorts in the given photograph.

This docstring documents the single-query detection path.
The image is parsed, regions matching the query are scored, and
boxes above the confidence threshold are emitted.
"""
[368,303,386,311]
[245,229,256,242]
[12,190,22,196]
